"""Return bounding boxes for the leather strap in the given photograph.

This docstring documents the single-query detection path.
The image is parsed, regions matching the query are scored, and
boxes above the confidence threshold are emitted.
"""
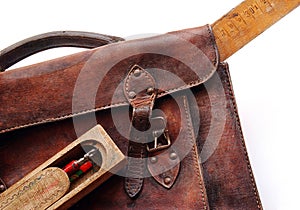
[0,31,124,71]
[123,65,157,198]
[125,107,149,198]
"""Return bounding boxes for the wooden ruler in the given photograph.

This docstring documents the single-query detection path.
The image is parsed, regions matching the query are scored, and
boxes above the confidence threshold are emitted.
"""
[212,0,299,61]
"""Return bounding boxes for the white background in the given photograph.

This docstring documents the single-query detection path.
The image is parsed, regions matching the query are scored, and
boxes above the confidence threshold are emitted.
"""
[1,1,299,209]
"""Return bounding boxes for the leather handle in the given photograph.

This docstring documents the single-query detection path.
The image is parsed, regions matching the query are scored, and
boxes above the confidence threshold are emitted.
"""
[0,31,124,72]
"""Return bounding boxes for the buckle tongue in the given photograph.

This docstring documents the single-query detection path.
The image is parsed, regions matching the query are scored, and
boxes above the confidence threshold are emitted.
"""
[147,116,171,152]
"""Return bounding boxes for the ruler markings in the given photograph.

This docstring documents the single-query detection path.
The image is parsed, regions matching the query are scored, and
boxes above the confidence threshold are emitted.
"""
[212,0,299,61]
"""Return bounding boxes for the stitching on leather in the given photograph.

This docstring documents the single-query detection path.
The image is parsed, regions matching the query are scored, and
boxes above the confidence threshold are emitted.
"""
[157,25,219,100]
[223,64,262,209]
[207,24,219,67]
[124,66,154,95]
[0,102,128,134]
[0,79,202,134]
[0,71,214,135]
[124,66,156,110]
[0,26,219,134]
[182,95,207,210]
[124,68,131,95]
[157,80,202,98]
[124,143,145,197]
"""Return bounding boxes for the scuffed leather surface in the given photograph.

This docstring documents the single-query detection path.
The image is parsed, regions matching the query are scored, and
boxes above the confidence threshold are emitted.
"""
[0,65,261,210]
[0,90,209,209]
[0,31,124,71]
[0,64,261,209]
[0,25,218,134]
[190,64,262,209]
[0,25,261,209]
[124,65,157,198]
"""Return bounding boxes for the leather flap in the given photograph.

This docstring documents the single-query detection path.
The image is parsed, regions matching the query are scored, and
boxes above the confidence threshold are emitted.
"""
[0,25,218,134]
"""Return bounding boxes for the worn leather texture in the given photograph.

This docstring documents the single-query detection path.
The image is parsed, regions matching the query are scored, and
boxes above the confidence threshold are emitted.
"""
[124,65,157,198]
[0,31,124,71]
[0,25,262,209]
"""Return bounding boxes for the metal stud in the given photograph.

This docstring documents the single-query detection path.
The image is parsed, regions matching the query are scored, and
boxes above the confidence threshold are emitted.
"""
[133,68,141,77]
[146,87,154,95]
[169,152,178,160]
[128,91,136,99]
[150,156,157,163]
[0,185,5,192]
[164,177,172,185]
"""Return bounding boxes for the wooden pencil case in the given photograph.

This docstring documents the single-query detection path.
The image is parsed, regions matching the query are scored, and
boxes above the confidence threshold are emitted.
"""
[0,125,126,209]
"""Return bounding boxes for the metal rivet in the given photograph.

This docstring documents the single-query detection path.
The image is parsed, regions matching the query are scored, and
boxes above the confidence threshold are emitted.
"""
[128,91,136,99]
[0,185,5,192]
[146,87,154,95]
[169,152,178,160]
[164,177,172,185]
[133,68,141,77]
[150,156,157,163]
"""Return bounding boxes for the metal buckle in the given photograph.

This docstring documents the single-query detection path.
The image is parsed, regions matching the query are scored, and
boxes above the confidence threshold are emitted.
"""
[147,116,171,152]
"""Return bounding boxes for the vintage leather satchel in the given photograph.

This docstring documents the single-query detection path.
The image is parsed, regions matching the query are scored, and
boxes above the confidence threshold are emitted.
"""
[0,25,262,209]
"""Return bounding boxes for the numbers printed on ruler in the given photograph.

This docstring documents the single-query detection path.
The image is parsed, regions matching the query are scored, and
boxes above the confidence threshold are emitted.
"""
[215,0,274,41]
